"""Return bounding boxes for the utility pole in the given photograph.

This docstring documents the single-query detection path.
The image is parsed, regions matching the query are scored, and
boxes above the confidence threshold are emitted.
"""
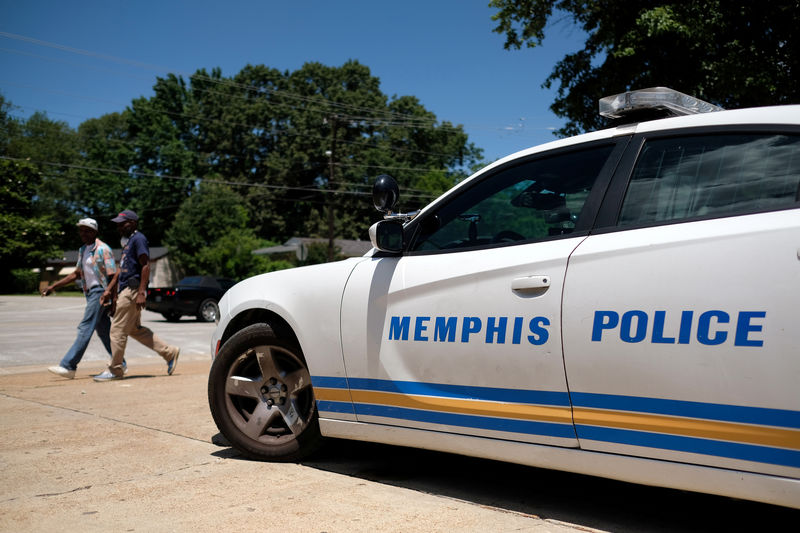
[326,115,338,262]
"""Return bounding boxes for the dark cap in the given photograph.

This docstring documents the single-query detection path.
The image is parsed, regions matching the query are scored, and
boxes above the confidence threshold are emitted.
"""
[111,209,139,223]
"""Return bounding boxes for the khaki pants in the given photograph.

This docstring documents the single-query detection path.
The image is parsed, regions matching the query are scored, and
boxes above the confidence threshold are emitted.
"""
[109,287,178,376]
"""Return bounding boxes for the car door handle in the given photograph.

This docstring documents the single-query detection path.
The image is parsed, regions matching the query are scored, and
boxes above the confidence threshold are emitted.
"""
[511,275,551,291]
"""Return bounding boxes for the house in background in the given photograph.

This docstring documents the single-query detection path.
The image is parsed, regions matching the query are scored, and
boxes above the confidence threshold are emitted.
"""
[40,237,373,293]
[252,237,372,261]
[40,246,180,291]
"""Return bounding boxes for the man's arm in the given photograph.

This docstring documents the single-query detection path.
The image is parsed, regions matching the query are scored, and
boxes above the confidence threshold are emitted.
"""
[41,270,79,296]
[100,244,117,277]
[136,253,150,309]
[101,270,119,305]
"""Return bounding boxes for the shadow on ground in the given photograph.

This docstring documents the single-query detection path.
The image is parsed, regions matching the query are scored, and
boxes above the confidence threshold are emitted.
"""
[307,439,797,532]
[209,433,797,531]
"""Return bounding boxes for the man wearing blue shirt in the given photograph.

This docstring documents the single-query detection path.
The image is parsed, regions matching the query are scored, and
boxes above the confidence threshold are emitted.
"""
[95,209,180,381]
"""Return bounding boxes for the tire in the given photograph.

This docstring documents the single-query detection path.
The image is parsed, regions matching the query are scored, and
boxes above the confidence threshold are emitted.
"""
[207,323,321,461]
[162,311,182,322]
[197,298,219,322]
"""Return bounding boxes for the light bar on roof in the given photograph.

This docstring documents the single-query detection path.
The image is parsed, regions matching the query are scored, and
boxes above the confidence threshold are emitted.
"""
[599,87,723,119]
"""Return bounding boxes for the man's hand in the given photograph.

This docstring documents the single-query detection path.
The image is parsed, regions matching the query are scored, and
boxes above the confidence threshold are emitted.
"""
[136,291,146,310]
[102,290,117,317]
[42,271,77,296]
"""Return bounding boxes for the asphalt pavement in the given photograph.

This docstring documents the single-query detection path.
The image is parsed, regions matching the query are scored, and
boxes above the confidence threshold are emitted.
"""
[0,294,215,370]
[0,295,586,532]
[1,295,796,532]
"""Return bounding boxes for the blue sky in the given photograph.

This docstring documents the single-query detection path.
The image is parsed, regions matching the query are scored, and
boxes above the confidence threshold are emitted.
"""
[1,1,586,163]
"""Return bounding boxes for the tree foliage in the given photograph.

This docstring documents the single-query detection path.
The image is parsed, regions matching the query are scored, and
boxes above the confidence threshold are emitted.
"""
[490,0,800,135]
[74,111,136,246]
[2,102,81,251]
[171,61,481,241]
[164,181,259,278]
[0,95,19,154]
[0,159,62,289]
[1,60,482,282]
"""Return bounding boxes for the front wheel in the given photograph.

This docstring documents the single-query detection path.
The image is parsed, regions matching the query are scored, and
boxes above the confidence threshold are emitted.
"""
[207,323,321,461]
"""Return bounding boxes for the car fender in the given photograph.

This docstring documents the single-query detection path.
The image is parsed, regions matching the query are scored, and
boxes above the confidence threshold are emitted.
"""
[212,257,369,381]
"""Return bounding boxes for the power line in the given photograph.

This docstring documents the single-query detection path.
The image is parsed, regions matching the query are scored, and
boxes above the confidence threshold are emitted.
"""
[0,31,443,126]
[0,31,174,73]
[6,100,476,169]
[5,90,478,161]
[0,46,156,84]
[0,156,440,201]
[0,31,553,138]
[0,32,505,179]
[2,118,462,181]
[1,80,131,107]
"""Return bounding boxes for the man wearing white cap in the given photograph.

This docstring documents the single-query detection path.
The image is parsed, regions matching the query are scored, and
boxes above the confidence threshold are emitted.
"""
[42,217,118,378]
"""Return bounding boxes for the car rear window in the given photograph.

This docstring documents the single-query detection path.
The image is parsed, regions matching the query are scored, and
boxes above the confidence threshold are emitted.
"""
[619,133,800,225]
[178,276,204,286]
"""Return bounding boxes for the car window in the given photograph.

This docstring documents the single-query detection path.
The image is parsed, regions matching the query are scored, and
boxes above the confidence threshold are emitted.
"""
[619,134,800,225]
[178,276,223,289]
[410,145,616,252]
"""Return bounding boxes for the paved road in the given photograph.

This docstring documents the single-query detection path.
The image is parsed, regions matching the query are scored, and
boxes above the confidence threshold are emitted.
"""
[1,295,796,531]
[0,294,216,369]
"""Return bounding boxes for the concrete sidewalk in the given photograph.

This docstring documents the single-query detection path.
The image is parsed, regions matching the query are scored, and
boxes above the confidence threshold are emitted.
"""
[0,358,586,533]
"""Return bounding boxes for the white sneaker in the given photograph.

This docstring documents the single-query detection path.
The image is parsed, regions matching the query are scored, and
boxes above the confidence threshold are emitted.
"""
[48,366,75,379]
[93,370,123,382]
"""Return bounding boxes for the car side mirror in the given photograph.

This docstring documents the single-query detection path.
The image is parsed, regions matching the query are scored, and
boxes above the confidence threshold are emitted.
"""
[373,174,399,214]
[369,220,404,253]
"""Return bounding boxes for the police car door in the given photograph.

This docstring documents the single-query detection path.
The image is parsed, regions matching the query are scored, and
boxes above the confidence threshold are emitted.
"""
[340,141,625,447]
[562,131,800,478]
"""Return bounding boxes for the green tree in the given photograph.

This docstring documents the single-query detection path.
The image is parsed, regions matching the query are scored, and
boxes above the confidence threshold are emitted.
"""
[164,181,280,278]
[412,169,459,199]
[124,75,197,243]
[195,230,293,279]
[110,62,478,248]
[490,0,800,135]
[179,61,482,243]
[4,61,483,267]
[0,159,62,291]
[73,111,136,245]
[0,94,19,153]
[3,110,80,250]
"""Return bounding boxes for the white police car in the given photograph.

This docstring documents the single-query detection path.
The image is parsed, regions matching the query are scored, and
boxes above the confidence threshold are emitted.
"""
[208,88,800,509]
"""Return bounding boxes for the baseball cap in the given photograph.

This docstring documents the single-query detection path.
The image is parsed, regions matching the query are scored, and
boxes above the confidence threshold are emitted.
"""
[76,218,98,231]
[111,209,139,223]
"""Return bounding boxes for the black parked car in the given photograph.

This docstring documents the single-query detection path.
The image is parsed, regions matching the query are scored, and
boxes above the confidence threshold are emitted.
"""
[146,276,236,322]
